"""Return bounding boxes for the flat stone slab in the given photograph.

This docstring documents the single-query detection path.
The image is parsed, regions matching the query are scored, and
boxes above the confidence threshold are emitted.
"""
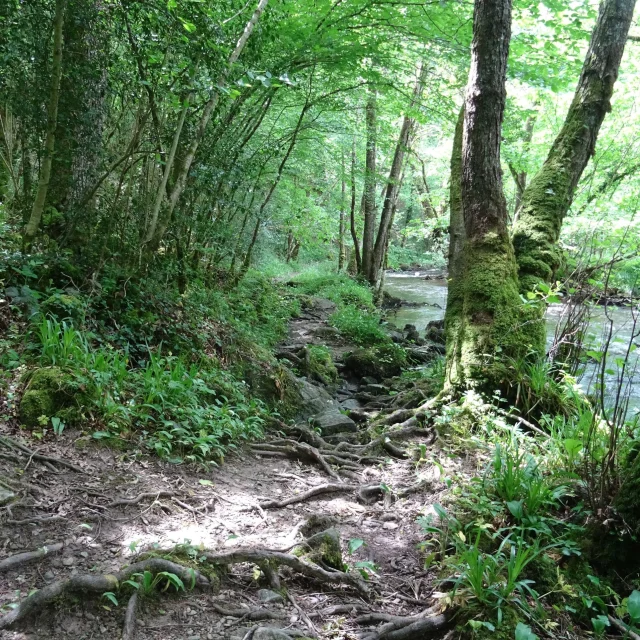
[297,379,336,417]
[311,408,358,435]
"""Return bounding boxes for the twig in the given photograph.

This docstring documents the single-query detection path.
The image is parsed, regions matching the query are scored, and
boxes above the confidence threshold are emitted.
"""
[287,591,318,635]
[608,615,640,640]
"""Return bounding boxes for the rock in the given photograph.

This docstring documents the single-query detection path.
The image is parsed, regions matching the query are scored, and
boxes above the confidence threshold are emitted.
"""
[425,319,445,344]
[347,410,368,424]
[382,522,399,530]
[340,398,361,411]
[19,366,81,428]
[44,570,55,581]
[297,380,336,417]
[404,324,421,343]
[343,345,407,380]
[62,556,75,567]
[253,629,295,640]
[0,488,16,506]
[406,345,442,364]
[361,376,379,385]
[311,408,357,435]
[359,383,388,396]
[313,297,337,312]
[258,589,284,604]
[387,330,405,343]
[305,528,343,569]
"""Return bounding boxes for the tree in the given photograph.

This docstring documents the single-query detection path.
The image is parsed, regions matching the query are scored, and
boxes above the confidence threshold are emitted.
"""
[512,0,637,351]
[23,0,66,249]
[443,0,529,389]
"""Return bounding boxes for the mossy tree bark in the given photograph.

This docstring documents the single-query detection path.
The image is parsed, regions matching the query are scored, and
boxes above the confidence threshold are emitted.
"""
[444,0,530,390]
[443,107,465,388]
[512,0,636,295]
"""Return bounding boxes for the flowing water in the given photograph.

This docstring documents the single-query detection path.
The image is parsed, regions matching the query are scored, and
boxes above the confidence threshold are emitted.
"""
[384,271,640,417]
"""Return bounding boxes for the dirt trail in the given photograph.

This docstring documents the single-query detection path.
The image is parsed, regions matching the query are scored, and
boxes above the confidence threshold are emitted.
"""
[0,299,450,640]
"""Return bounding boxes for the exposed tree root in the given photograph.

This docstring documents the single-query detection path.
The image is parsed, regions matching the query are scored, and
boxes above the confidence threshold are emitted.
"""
[210,602,287,623]
[358,608,450,640]
[0,435,85,473]
[608,615,640,640]
[6,514,66,525]
[0,542,64,573]
[106,490,175,508]
[242,626,308,639]
[0,557,210,629]
[122,591,138,640]
[260,482,358,509]
[251,440,342,480]
[203,547,369,595]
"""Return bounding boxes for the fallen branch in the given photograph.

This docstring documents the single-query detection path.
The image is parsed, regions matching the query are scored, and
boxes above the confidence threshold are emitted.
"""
[0,557,209,629]
[0,542,64,573]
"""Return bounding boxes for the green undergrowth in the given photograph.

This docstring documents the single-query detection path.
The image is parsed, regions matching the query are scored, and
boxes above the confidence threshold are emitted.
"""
[420,391,640,640]
[288,269,395,347]
[1,255,306,463]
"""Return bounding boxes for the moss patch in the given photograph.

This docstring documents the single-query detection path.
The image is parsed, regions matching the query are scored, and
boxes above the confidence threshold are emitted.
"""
[343,343,407,380]
[19,367,80,428]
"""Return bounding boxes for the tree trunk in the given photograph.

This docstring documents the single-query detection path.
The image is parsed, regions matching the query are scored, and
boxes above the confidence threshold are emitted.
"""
[349,135,362,273]
[23,0,66,248]
[369,62,427,285]
[338,147,346,271]
[443,107,465,387]
[48,0,108,245]
[508,109,536,220]
[512,0,636,295]
[147,0,269,251]
[359,86,377,279]
[444,0,527,389]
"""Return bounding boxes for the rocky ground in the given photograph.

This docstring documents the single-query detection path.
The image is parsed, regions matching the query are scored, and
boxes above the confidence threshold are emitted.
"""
[0,298,456,640]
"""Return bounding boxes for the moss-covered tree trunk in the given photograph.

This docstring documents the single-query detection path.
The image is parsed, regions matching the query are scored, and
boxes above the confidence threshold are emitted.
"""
[444,0,529,389]
[512,0,636,336]
[443,107,465,388]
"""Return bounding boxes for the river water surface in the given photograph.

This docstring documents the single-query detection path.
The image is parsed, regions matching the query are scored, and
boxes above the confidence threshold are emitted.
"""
[384,271,640,416]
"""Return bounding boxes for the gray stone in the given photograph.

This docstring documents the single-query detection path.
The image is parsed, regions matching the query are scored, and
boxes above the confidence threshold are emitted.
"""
[62,556,75,567]
[44,570,55,581]
[340,398,361,411]
[387,330,405,343]
[383,522,399,530]
[257,588,284,604]
[313,297,337,311]
[361,376,378,385]
[0,488,15,506]
[406,345,442,364]
[253,628,296,640]
[359,384,388,396]
[297,380,336,417]
[311,409,357,436]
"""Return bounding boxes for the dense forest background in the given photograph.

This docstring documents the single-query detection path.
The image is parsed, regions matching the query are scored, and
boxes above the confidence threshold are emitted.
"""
[2,0,640,639]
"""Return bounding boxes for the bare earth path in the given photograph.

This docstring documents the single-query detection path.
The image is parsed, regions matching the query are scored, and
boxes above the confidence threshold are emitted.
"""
[0,299,453,640]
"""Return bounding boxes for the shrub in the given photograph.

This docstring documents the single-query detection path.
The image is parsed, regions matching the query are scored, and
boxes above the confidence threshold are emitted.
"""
[329,305,388,346]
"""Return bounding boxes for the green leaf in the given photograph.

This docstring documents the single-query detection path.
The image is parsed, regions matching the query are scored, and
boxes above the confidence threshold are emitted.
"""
[515,622,538,640]
[628,590,640,622]
[348,538,365,554]
[507,500,524,520]
[198,479,213,486]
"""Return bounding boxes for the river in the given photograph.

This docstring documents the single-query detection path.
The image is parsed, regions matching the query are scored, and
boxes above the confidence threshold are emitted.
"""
[384,271,640,417]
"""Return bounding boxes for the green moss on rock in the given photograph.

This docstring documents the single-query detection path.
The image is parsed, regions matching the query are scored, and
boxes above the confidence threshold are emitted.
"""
[343,344,407,380]
[19,367,79,428]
